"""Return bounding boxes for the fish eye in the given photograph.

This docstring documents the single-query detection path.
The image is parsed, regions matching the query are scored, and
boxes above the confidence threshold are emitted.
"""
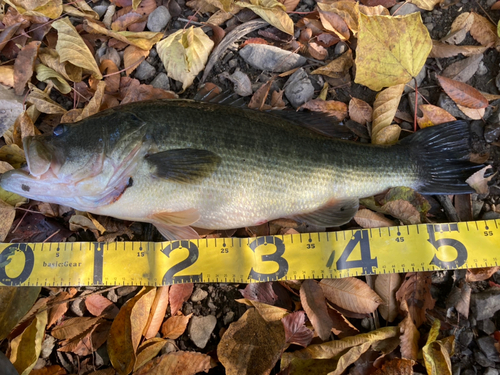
[53,124,66,136]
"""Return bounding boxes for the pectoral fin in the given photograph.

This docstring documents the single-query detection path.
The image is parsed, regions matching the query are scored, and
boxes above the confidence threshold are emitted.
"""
[291,198,359,227]
[151,209,201,240]
[146,149,221,183]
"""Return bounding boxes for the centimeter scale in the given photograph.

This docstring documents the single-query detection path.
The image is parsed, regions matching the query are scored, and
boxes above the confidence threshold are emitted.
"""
[0,220,499,287]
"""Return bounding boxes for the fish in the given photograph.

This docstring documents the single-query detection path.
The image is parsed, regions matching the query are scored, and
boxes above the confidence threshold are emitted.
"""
[0,99,483,240]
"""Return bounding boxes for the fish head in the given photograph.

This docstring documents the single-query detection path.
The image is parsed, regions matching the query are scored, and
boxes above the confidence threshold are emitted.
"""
[1,110,148,210]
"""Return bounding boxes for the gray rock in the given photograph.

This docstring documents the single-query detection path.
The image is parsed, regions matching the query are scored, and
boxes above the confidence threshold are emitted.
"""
[41,335,57,359]
[425,23,434,32]
[478,336,500,362]
[188,315,217,348]
[151,72,170,91]
[0,86,24,137]
[93,4,109,18]
[475,351,496,367]
[107,288,119,303]
[221,69,253,97]
[70,297,87,317]
[190,287,208,302]
[116,286,138,296]
[100,47,121,68]
[478,319,496,335]
[477,61,488,76]
[437,93,469,119]
[134,61,156,81]
[284,68,314,108]
[239,44,306,73]
[484,368,499,375]
[484,122,500,143]
[390,2,422,15]
[486,0,498,6]
[223,311,235,325]
[334,42,348,56]
[471,288,500,320]
[147,6,171,32]
[459,329,474,347]
[481,211,500,220]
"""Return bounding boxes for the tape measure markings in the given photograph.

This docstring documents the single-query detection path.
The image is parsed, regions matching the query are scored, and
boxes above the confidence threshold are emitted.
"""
[0,220,499,287]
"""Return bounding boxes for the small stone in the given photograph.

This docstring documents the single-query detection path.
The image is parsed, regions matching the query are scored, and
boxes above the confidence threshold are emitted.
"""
[437,93,469,119]
[160,339,177,355]
[484,122,500,143]
[482,211,500,220]
[334,42,348,55]
[408,89,429,116]
[151,72,170,91]
[478,319,496,335]
[221,69,253,97]
[207,298,217,312]
[33,358,46,370]
[188,315,217,348]
[134,61,156,81]
[475,350,496,367]
[93,4,109,18]
[304,0,315,6]
[484,368,499,375]
[284,68,314,108]
[70,297,87,317]
[147,6,171,32]
[478,336,500,362]
[228,59,238,69]
[471,288,500,320]
[41,335,57,359]
[107,288,119,303]
[405,67,426,93]
[486,0,497,6]
[223,311,235,325]
[100,47,121,68]
[390,2,422,15]
[458,329,474,347]
[239,44,306,73]
[425,23,434,32]
[477,61,488,75]
[116,286,138,297]
[191,287,208,302]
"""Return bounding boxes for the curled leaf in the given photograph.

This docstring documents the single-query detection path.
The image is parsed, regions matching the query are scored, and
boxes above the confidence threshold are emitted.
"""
[236,0,294,35]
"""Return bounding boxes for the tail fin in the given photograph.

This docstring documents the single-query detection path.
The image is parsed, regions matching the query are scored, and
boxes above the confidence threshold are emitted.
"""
[399,120,485,195]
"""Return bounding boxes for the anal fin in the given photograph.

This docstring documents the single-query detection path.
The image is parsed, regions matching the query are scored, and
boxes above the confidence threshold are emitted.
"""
[290,199,359,227]
[151,209,201,240]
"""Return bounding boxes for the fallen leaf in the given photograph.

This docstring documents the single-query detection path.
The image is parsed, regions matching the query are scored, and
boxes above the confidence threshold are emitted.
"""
[396,272,435,328]
[456,104,485,120]
[442,54,483,82]
[299,99,348,121]
[4,0,63,19]
[354,209,395,228]
[318,6,350,40]
[236,298,288,321]
[375,274,401,322]
[467,266,500,282]
[311,49,353,78]
[144,286,170,339]
[51,316,102,340]
[320,278,383,314]
[410,0,440,10]
[381,200,421,224]
[236,0,294,35]
[35,64,72,94]
[454,282,471,318]
[85,294,119,318]
[0,65,15,87]
[429,41,488,58]
[436,75,487,109]
[52,18,102,80]
[135,338,168,371]
[169,283,194,315]
[0,286,41,340]
[317,1,360,34]
[300,280,333,341]
[349,97,372,126]
[14,41,41,95]
[328,307,359,338]
[466,165,494,194]
[63,2,99,20]
[26,86,66,115]
[133,351,212,375]
[217,308,286,375]
[157,26,214,91]
[240,282,279,305]
[119,76,177,104]
[359,4,390,15]
[373,358,415,375]
[417,104,456,128]
[74,81,107,122]
[372,83,404,144]
[38,48,83,83]
[360,0,396,7]
[47,289,78,327]
[470,12,499,47]
[30,365,66,375]
[331,341,372,375]
[422,320,453,375]
[248,80,273,110]
[9,310,48,375]
[282,311,313,347]
[441,12,474,45]
[161,314,192,339]
[355,13,432,91]
[59,321,111,356]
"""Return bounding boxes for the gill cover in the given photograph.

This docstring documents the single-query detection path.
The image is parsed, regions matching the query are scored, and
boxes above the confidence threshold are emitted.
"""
[23,137,52,177]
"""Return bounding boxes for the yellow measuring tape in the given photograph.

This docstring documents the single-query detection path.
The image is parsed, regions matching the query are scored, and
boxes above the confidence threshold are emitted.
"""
[0,220,499,286]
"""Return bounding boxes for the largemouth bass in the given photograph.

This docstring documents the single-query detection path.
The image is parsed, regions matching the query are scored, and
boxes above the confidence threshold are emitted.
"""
[0,100,482,240]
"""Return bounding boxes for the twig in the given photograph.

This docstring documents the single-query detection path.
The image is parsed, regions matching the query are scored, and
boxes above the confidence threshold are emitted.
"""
[435,195,461,222]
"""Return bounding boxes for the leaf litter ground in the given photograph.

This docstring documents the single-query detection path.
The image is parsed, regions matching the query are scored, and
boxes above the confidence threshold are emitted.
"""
[1,0,500,374]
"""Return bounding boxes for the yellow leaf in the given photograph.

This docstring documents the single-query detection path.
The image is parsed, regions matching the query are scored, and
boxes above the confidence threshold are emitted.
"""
[35,64,71,94]
[236,298,288,321]
[157,27,214,91]
[10,310,48,375]
[236,0,294,35]
[26,85,67,114]
[84,20,164,51]
[359,4,390,15]
[0,287,41,340]
[422,320,453,375]
[62,3,99,20]
[52,17,102,80]
[0,144,26,168]
[330,341,372,375]
[373,124,401,145]
[4,0,62,19]
[74,81,107,122]
[355,13,432,91]
[371,83,404,144]
[123,45,149,76]
[135,338,168,371]
[317,1,360,34]
[38,48,83,83]
[0,199,16,242]
[409,0,441,11]
[311,49,353,78]
[417,104,456,128]
[0,187,28,207]
[374,274,401,323]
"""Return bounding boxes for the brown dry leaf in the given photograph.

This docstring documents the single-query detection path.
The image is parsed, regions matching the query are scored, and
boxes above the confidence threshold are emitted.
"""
[429,41,488,58]
[381,199,421,224]
[307,42,328,60]
[4,0,63,19]
[375,274,401,323]
[25,86,66,115]
[123,45,149,76]
[217,308,286,375]
[38,48,83,83]
[300,280,333,341]
[360,0,395,6]
[328,307,359,338]
[157,26,215,91]
[0,65,15,87]
[248,80,273,110]
[35,64,72,94]
[30,365,67,375]
[441,12,474,45]
[466,266,500,282]
[240,282,279,305]
[119,77,177,104]
[417,104,456,128]
[9,310,48,375]
[134,338,168,371]
[169,283,193,315]
[320,278,383,314]
[100,59,120,94]
[299,99,348,121]
[0,286,41,340]
[281,0,300,11]
[144,286,170,339]
[396,272,435,328]
[132,351,212,375]
[14,41,41,95]
[59,321,111,356]
[108,287,156,375]
[470,12,499,47]
[349,97,372,126]
[436,75,488,109]
[456,104,485,120]
[85,294,119,318]
[354,209,395,228]
[454,283,471,318]
[359,4,390,15]
[373,358,415,375]
[318,5,351,40]
[112,12,146,32]
[52,18,102,80]
[409,0,440,10]
[282,311,313,347]
[372,83,404,144]
[311,49,353,78]
[51,316,102,340]
[47,289,78,327]
[236,299,288,321]
[73,81,107,122]
[161,314,192,339]
[466,165,493,194]
[63,2,99,20]
[236,0,294,35]
[399,308,420,360]
[318,1,360,35]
